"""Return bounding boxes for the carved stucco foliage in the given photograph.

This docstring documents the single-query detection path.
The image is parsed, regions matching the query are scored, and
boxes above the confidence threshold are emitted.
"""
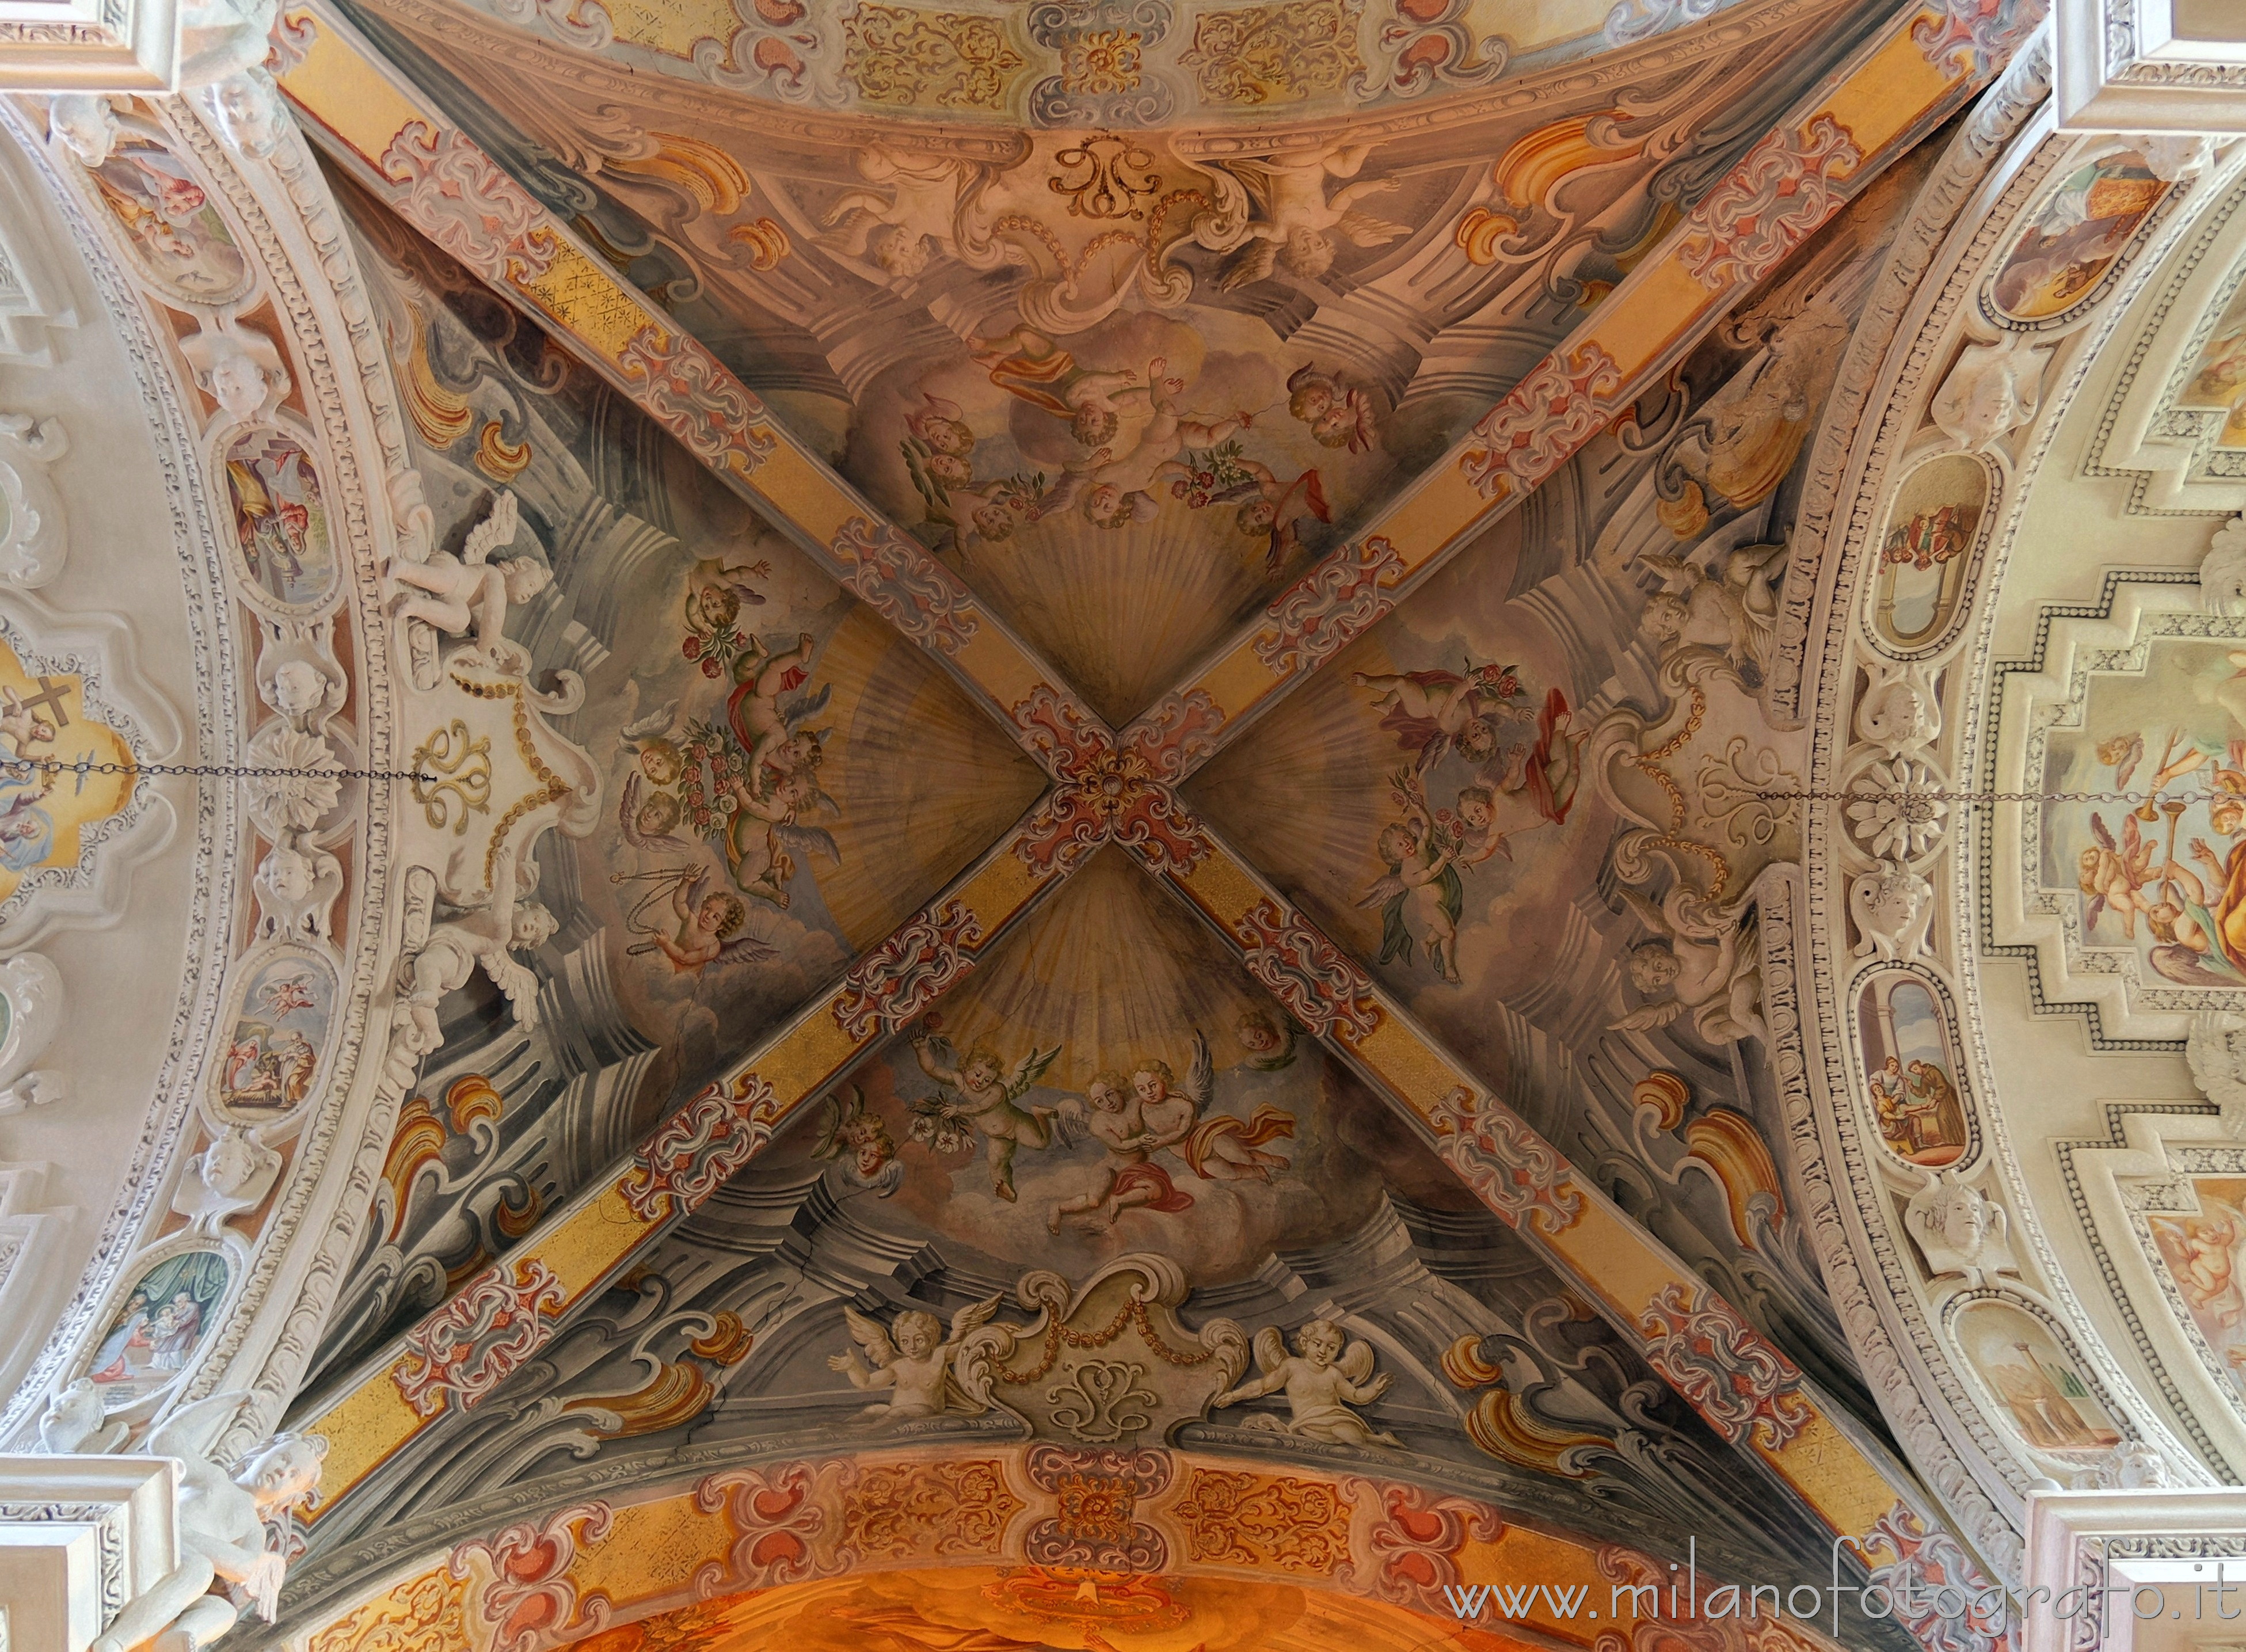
[0,98,240,1425]
[0,81,443,1463]
[1774,77,2245,1582]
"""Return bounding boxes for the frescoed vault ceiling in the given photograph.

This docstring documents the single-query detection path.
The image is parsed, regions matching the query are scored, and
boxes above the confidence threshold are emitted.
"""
[10,0,2159,1646]
[245,0,2048,1624]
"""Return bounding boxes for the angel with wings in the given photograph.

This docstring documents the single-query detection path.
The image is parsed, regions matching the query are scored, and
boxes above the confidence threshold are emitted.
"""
[1132,1029,1294,1181]
[1208,142,1408,291]
[619,770,694,858]
[827,1296,1001,1421]
[2079,809,2159,937]
[910,1019,1063,1201]
[87,1392,327,1652]
[385,488,552,670]
[1634,540,1788,683]
[812,1084,904,1197]
[720,765,840,911]
[1360,770,1463,983]
[1212,1319,1400,1447]
[1286,363,1378,453]
[1611,884,1765,1045]
[619,864,774,975]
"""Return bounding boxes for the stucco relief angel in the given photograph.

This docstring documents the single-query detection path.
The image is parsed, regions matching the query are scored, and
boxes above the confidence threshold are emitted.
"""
[399,848,557,1050]
[816,146,996,281]
[385,489,553,672]
[828,1297,1002,1422]
[1201,142,1410,290]
[1634,540,1788,683]
[1211,1319,1400,1447]
[1611,884,1765,1044]
[87,1392,326,1652]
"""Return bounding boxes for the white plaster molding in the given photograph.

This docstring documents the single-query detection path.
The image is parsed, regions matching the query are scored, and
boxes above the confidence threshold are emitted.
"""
[0,1159,71,1386]
[2057,0,2246,133]
[0,0,182,92]
[0,137,77,364]
[0,1454,178,1652]
[0,98,239,1449]
[2023,1487,2246,1652]
[1773,101,2237,1585]
[0,950,66,1113]
[0,412,68,587]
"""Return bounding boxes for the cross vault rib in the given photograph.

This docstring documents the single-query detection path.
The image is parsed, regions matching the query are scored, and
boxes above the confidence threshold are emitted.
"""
[279,0,1107,784]
[278,0,2032,1619]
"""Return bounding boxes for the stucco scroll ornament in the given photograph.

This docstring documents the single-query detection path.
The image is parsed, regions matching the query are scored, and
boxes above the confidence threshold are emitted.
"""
[2184,1011,2246,1138]
[87,1391,325,1652]
[0,950,65,1115]
[47,96,122,168]
[1902,1172,2016,1285]
[2199,515,2246,616]
[0,413,67,588]
[35,1377,126,1453]
[1929,332,2050,453]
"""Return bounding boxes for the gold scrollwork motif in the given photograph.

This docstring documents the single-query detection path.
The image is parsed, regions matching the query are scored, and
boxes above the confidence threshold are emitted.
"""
[410,720,493,834]
[1048,135,1160,220]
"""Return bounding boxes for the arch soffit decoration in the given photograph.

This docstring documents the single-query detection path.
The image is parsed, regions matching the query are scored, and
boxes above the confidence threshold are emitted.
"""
[1783,52,2246,1597]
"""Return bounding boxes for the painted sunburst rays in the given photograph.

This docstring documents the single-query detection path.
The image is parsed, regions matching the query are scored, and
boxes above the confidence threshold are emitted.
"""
[813,606,1046,950]
[1185,558,1615,1052]
[951,503,1278,726]
[924,847,1273,1092]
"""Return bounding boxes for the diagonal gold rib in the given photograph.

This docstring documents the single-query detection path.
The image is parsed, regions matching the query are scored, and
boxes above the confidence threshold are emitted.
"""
[279,0,1101,778]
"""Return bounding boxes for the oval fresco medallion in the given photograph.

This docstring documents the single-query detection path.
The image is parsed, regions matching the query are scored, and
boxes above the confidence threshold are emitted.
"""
[83,134,252,307]
[1950,1296,2124,1460]
[219,425,340,613]
[1986,149,2167,328]
[1855,966,1972,1170]
[80,1241,233,1407]
[209,941,338,1125]
[1867,452,1989,653]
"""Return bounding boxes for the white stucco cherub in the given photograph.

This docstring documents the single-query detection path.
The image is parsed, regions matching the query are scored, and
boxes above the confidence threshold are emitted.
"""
[385,490,551,672]
[88,1392,326,1652]
[253,831,342,940]
[1211,1318,1400,1447]
[828,1297,1002,1422]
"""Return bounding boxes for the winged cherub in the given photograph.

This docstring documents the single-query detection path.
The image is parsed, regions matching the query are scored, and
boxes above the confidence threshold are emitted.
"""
[1212,1319,1400,1447]
[623,865,773,975]
[87,1391,327,1652]
[2080,809,2159,937]
[1611,885,1765,1044]
[1212,142,1408,290]
[384,488,552,669]
[828,1297,1002,1422]
[812,1084,904,1197]
[909,1019,1063,1201]
[1132,1030,1293,1181]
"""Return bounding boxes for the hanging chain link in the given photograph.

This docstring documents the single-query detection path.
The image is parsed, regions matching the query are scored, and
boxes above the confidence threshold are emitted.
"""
[1751,786,2237,808]
[0,758,439,783]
